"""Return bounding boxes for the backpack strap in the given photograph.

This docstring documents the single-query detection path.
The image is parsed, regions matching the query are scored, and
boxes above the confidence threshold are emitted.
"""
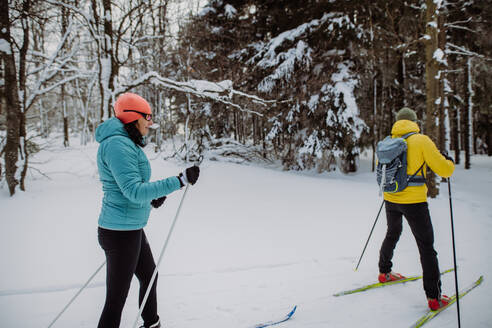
[407,163,426,186]
[401,132,417,139]
[379,163,387,196]
[402,132,426,186]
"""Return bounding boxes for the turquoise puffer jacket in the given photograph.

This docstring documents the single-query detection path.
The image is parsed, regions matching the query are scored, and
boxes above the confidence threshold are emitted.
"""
[95,118,181,230]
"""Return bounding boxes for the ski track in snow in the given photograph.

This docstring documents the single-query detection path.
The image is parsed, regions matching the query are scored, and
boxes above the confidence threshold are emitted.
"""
[0,261,302,297]
[0,282,106,297]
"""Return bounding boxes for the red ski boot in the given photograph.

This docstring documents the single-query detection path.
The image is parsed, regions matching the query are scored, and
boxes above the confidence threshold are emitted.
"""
[428,295,451,311]
[378,271,405,283]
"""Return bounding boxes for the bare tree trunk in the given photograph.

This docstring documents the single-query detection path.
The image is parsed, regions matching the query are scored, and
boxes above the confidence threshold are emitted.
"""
[61,3,69,147]
[184,111,190,162]
[424,0,441,198]
[0,15,21,196]
[18,0,33,192]
[485,76,492,157]
[396,51,405,110]
[488,106,492,157]
[369,7,377,173]
[473,109,479,155]
[92,0,116,121]
[62,85,70,147]
[438,14,449,152]
[463,57,473,169]
[381,52,387,135]
[372,75,377,172]
[19,112,28,191]
[252,114,257,145]
[448,55,461,163]
[38,101,45,137]
[1,0,32,195]
[0,67,3,119]
[261,117,267,158]
[155,92,163,152]
[451,103,461,162]
[75,78,90,145]
[1,2,21,195]
[240,112,245,144]
[233,112,238,141]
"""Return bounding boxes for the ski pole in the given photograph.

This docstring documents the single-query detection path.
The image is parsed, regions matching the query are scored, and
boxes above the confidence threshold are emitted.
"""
[47,260,106,328]
[132,184,191,328]
[447,177,461,328]
[355,199,385,271]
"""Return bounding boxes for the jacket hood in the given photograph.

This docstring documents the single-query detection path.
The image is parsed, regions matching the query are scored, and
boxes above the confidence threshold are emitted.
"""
[95,117,128,143]
[391,119,420,137]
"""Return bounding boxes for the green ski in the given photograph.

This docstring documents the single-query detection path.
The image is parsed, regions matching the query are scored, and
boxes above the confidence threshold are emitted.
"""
[333,268,454,297]
[410,275,483,328]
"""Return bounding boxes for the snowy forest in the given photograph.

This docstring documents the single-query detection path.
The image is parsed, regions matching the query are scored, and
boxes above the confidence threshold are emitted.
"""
[2,1,492,328]
[1,0,491,197]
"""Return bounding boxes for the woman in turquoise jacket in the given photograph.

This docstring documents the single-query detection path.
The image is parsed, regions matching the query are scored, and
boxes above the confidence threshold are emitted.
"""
[95,93,199,328]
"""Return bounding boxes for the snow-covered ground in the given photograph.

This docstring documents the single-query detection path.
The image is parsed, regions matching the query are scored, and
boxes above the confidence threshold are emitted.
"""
[1,138,491,328]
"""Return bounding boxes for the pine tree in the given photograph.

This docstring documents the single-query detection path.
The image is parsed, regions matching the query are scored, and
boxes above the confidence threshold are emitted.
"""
[182,1,368,172]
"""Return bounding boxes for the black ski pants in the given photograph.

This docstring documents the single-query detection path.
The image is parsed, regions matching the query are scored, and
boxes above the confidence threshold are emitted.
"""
[97,227,159,328]
[378,201,442,299]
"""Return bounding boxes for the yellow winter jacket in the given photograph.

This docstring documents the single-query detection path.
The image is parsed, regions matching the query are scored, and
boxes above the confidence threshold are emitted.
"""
[383,120,455,204]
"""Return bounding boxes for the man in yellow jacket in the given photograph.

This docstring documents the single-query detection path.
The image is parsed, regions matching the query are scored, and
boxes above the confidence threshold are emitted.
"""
[377,107,455,311]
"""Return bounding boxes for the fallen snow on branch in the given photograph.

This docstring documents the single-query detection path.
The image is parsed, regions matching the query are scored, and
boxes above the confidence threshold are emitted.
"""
[118,72,276,117]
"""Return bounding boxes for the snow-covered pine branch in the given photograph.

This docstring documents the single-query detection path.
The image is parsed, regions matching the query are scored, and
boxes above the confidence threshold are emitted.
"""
[247,12,355,93]
[248,12,348,68]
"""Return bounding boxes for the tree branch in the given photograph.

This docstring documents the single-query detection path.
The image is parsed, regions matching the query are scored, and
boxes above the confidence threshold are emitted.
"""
[116,72,280,117]
[447,43,491,60]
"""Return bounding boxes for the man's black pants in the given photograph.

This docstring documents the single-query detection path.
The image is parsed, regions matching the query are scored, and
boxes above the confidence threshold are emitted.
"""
[97,227,159,328]
[378,201,442,299]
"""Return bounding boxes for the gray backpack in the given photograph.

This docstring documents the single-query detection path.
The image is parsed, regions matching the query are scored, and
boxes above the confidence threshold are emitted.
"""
[376,132,425,195]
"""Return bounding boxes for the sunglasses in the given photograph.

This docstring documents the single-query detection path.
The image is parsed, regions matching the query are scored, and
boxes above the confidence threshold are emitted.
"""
[123,110,152,121]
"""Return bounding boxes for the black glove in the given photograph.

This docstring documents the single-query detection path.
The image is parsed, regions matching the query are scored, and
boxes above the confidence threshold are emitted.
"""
[441,151,454,163]
[151,196,166,208]
[178,165,200,186]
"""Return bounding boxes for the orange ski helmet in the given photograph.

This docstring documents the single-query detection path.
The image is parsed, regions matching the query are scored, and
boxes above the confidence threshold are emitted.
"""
[114,93,152,124]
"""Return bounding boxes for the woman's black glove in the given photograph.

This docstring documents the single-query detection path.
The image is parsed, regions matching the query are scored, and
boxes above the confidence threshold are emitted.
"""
[178,165,200,186]
[441,151,454,163]
[151,196,166,208]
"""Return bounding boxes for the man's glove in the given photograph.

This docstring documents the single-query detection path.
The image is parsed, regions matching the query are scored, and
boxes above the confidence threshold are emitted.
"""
[178,165,200,186]
[441,151,454,163]
[151,196,166,208]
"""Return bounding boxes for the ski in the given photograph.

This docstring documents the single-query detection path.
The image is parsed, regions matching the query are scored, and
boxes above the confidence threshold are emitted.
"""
[253,305,297,328]
[333,268,454,297]
[410,275,483,328]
